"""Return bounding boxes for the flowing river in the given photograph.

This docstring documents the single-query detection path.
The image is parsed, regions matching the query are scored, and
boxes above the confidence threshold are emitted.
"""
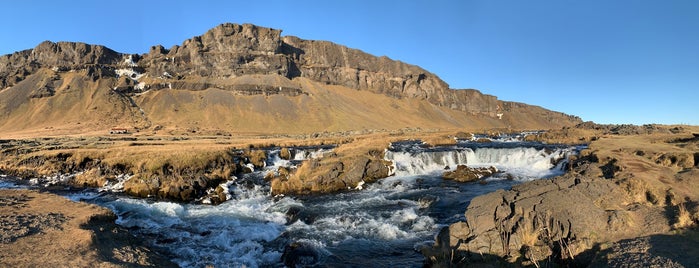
[0,138,582,267]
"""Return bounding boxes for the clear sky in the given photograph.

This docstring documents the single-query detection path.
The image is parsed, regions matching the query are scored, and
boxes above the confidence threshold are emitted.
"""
[2,0,698,125]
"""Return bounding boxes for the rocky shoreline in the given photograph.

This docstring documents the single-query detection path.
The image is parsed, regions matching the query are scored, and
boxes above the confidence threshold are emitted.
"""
[423,124,699,267]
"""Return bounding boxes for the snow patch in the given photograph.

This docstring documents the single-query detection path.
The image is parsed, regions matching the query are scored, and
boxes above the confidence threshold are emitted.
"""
[135,82,146,90]
[124,54,138,67]
[115,68,145,80]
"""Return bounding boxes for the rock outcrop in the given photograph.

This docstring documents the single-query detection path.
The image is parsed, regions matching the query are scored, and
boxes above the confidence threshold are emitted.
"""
[423,126,699,267]
[270,154,392,195]
[442,165,498,182]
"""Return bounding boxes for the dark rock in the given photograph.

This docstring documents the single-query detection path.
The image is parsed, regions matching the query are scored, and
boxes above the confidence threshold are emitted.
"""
[588,235,697,268]
[426,172,635,266]
[282,241,322,267]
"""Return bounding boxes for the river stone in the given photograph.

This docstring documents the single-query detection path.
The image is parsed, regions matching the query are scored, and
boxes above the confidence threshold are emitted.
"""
[280,147,292,160]
[442,165,497,182]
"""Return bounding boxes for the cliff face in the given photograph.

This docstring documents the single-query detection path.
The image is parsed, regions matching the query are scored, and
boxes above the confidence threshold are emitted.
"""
[141,23,290,79]
[0,41,120,89]
[0,23,580,135]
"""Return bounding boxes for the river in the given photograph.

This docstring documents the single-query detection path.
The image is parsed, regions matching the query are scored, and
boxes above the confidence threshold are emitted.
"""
[0,137,582,267]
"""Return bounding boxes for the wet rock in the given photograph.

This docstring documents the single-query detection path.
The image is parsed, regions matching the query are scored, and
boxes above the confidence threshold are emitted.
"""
[72,168,108,188]
[156,176,211,201]
[442,165,497,182]
[203,184,230,205]
[284,206,317,225]
[123,175,160,198]
[244,149,267,169]
[271,154,392,195]
[282,241,322,267]
[280,147,292,160]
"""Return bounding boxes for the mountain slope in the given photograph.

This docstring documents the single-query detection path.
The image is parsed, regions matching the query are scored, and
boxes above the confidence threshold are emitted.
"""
[0,23,581,137]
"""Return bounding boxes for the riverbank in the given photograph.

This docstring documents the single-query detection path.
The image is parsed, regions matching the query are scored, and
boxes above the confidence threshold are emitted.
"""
[0,129,485,202]
[0,189,175,267]
[423,124,699,267]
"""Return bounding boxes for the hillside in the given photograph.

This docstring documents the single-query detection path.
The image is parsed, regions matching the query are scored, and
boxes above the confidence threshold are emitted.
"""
[0,23,581,137]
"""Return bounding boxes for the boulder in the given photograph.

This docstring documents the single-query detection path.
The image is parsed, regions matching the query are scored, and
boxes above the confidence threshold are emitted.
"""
[442,165,497,182]
[123,175,160,198]
[280,147,292,160]
[424,171,641,266]
[244,149,267,169]
[281,241,322,267]
[72,168,108,188]
[271,153,392,195]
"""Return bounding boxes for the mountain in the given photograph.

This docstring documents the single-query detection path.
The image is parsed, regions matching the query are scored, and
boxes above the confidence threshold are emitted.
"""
[0,23,581,137]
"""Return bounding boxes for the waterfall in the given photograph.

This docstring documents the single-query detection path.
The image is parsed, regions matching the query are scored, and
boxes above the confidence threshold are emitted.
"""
[385,146,574,179]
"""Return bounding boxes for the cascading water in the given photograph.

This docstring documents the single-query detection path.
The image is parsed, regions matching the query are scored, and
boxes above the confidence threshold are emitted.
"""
[385,141,575,179]
[0,139,581,267]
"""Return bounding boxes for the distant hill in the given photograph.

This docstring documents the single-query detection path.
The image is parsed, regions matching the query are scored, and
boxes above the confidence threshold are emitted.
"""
[0,23,581,137]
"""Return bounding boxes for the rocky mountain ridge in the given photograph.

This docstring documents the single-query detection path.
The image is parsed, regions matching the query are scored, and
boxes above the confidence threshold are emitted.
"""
[0,23,580,135]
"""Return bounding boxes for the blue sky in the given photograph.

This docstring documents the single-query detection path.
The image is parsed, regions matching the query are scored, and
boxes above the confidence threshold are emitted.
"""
[2,0,698,125]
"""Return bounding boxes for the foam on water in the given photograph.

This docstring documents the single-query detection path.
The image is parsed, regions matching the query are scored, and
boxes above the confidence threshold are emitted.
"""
[385,145,574,179]
[4,141,577,267]
[101,184,290,268]
[287,207,435,242]
[99,174,132,192]
[28,172,83,187]
[267,147,333,170]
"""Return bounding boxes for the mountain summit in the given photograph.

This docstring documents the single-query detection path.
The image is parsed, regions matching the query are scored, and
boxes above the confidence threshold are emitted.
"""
[0,23,580,136]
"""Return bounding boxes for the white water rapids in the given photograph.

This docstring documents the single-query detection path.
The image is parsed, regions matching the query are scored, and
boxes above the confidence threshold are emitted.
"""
[0,140,580,267]
[386,146,573,179]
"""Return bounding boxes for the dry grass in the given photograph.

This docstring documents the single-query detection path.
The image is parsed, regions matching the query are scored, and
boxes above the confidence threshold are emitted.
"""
[674,203,695,229]
[516,219,545,267]
[422,134,457,147]
[519,222,540,248]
